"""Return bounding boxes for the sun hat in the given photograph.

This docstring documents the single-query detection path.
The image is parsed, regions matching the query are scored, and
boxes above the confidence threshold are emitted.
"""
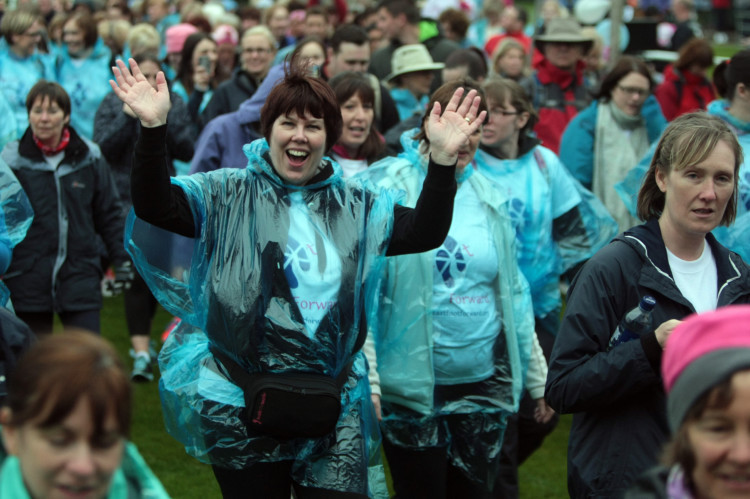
[386,44,445,82]
[165,23,199,54]
[534,18,594,52]
[662,305,750,432]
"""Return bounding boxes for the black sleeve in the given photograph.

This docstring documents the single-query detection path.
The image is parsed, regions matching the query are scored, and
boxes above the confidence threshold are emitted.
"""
[131,125,196,238]
[552,206,587,242]
[386,157,457,256]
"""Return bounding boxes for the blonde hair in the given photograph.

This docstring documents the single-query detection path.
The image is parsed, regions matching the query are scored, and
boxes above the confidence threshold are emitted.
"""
[637,112,742,225]
[490,38,529,78]
[127,22,160,56]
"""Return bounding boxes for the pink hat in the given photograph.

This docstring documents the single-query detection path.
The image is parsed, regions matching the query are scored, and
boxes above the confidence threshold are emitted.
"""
[662,305,750,431]
[165,23,199,54]
[212,24,238,46]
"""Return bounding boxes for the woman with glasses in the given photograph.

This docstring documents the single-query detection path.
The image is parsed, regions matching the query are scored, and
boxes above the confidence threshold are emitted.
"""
[0,8,54,141]
[200,26,277,127]
[560,56,667,231]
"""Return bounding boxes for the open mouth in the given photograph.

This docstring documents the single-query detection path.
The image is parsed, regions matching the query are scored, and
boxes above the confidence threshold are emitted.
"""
[286,149,309,167]
[57,483,98,498]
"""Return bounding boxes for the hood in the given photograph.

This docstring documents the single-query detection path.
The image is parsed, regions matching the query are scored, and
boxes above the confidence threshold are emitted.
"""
[242,137,343,190]
[707,99,750,135]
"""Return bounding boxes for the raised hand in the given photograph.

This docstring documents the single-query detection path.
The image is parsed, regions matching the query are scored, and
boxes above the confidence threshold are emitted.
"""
[426,87,487,166]
[110,58,171,128]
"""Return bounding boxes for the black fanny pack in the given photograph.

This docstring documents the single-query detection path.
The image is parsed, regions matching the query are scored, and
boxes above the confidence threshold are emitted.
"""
[210,346,352,439]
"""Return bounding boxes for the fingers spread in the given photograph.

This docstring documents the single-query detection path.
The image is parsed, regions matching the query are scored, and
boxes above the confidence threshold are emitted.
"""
[444,87,465,114]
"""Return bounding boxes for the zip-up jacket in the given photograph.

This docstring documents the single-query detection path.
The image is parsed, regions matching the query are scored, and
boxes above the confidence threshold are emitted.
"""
[545,218,750,498]
[1,127,127,313]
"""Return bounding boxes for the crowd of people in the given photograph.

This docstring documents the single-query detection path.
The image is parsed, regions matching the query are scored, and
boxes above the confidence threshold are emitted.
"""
[0,0,749,497]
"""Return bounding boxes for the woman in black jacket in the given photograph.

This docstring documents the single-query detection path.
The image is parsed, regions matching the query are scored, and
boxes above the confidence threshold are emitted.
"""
[1,80,129,335]
[545,112,750,498]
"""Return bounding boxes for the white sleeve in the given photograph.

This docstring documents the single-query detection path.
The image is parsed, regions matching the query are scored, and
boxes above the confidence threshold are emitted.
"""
[363,332,381,397]
[525,330,549,400]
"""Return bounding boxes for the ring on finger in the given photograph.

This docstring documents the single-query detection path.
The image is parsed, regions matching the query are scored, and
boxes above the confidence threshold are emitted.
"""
[464,117,472,123]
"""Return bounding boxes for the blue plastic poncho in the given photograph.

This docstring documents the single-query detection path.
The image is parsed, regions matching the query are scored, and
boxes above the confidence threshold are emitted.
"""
[0,40,54,141]
[126,138,395,496]
[359,130,536,487]
[0,159,33,306]
[54,38,113,141]
[615,99,750,262]
[475,144,618,319]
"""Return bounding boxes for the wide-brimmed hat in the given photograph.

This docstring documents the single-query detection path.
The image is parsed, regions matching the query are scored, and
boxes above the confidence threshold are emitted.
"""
[386,44,445,81]
[535,18,594,52]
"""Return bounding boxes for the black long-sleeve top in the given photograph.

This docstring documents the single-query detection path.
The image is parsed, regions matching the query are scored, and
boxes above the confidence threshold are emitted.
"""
[131,125,457,256]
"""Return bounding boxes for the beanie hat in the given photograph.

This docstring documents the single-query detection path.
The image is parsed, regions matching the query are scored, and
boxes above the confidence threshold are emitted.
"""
[212,24,238,46]
[165,23,199,54]
[662,305,750,432]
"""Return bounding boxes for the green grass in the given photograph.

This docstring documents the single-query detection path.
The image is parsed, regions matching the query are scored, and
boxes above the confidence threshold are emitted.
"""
[99,296,571,498]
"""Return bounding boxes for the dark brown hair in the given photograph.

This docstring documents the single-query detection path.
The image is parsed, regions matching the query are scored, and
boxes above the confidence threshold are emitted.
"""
[675,37,714,72]
[260,63,342,151]
[65,12,99,50]
[637,112,742,224]
[26,80,71,117]
[413,77,487,147]
[713,49,750,100]
[5,331,132,439]
[329,71,384,161]
[176,32,217,95]
[596,55,654,101]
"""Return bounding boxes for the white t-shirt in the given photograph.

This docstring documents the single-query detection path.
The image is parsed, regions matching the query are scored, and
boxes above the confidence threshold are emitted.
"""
[667,240,718,313]
[432,181,501,385]
[285,192,342,338]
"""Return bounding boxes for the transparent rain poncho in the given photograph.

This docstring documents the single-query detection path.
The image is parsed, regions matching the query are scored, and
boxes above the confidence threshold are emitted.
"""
[474,143,619,319]
[616,102,750,262]
[0,159,33,306]
[125,138,396,497]
[359,130,536,487]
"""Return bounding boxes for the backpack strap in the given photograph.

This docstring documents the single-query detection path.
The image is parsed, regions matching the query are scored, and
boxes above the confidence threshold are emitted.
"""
[532,148,550,184]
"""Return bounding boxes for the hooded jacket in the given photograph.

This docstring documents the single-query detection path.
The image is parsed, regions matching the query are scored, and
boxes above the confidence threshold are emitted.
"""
[655,65,716,121]
[1,127,127,313]
[545,219,750,498]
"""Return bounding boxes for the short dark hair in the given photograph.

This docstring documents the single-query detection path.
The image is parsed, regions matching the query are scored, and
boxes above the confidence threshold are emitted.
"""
[413,78,486,146]
[596,55,654,101]
[330,24,369,53]
[637,112,742,225]
[5,331,132,440]
[438,9,470,39]
[26,80,71,117]
[260,64,343,152]
[445,48,488,81]
[305,6,327,20]
[329,71,384,160]
[377,0,420,25]
[713,49,750,100]
[675,37,714,71]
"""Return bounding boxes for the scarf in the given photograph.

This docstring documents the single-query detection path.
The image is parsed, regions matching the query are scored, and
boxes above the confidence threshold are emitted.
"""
[666,465,694,499]
[593,100,649,231]
[32,127,70,156]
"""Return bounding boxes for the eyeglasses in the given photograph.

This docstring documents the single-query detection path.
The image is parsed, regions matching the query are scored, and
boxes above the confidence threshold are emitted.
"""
[617,85,650,97]
[490,107,519,116]
[21,31,44,38]
[242,47,271,55]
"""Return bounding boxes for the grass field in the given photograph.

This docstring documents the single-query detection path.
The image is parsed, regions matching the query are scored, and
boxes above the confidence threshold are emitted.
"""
[98,296,571,498]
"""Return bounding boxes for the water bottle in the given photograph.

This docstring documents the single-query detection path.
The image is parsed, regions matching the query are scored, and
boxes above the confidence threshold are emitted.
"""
[608,296,657,350]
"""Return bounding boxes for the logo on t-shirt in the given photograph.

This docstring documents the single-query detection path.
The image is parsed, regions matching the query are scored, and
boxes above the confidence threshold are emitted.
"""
[435,236,467,288]
[283,236,311,289]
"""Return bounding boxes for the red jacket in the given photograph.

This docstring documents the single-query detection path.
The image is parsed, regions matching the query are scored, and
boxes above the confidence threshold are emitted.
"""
[655,65,716,121]
[530,59,592,154]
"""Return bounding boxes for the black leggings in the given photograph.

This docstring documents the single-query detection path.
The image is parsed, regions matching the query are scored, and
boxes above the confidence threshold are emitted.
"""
[16,309,100,336]
[124,269,158,336]
[211,462,368,499]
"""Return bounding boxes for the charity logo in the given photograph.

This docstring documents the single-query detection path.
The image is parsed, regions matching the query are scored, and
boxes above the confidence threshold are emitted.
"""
[284,236,311,289]
[435,236,466,288]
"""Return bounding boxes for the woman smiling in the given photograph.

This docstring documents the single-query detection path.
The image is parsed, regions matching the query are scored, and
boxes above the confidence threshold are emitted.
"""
[110,56,484,497]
